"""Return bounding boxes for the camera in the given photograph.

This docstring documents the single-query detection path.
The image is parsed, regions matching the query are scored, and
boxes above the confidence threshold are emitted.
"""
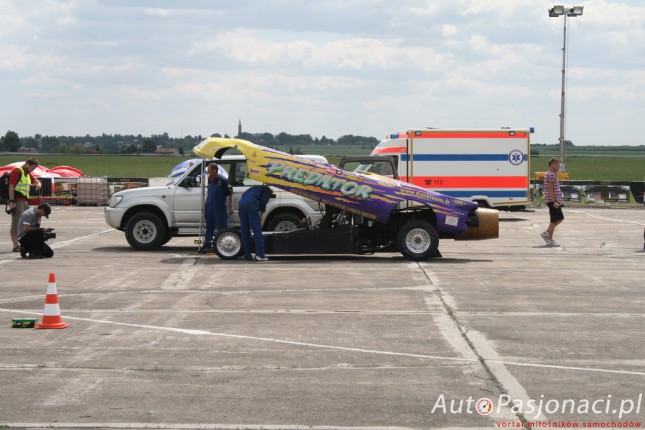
[43,228,57,240]
[5,206,16,215]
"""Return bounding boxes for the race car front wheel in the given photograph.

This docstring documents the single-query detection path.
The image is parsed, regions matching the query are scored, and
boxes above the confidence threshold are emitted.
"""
[213,228,244,260]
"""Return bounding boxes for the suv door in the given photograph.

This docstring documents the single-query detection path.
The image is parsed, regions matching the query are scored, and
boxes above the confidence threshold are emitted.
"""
[172,160,238,228]
[172,160,206,229]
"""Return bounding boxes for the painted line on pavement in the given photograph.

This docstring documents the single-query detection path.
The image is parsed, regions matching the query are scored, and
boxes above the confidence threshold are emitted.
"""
[1,307,643,377]
[1,423,433,430]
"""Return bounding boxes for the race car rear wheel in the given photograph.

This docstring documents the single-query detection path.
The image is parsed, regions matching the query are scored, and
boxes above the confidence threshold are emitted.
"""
[213,228,244,260]
[397,220,439,261]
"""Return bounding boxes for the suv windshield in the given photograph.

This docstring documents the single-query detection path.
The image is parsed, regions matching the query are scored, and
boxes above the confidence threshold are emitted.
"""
[175,159,266,188]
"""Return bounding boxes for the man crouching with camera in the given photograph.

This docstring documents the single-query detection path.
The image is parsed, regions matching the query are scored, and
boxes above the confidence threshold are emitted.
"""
[17,202,55,259]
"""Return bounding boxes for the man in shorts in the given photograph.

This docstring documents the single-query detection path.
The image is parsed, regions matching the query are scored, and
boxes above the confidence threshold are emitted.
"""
[541,157,564,247]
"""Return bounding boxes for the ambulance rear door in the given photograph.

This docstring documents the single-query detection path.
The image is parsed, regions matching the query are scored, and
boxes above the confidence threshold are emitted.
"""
[405,129,530,209]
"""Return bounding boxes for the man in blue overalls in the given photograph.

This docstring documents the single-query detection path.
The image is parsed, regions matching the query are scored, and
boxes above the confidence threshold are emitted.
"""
[238,185,272,261]
[201,163,232,253]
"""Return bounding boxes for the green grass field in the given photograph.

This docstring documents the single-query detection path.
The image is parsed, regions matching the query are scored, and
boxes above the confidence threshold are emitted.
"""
[531,155,645,182]
[2,150,644,181]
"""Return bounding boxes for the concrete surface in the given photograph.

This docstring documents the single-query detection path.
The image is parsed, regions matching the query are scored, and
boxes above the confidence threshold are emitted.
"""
[0,206,643,430]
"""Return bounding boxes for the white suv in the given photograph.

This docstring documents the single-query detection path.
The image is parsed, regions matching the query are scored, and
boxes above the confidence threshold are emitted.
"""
[105,155,327,250]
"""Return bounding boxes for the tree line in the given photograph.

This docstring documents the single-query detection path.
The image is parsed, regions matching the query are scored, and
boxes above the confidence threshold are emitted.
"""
[0,130,380,155]
[530,141,645,155]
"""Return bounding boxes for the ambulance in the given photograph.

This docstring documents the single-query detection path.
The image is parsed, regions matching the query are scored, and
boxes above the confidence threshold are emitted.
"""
[342,128,531,211]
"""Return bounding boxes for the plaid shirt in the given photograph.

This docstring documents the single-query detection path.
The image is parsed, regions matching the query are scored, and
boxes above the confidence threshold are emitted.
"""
[544,170,562,203]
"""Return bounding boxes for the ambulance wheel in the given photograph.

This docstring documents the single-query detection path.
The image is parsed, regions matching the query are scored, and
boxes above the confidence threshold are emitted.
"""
[397,220,439,261]
[213,228,244,260]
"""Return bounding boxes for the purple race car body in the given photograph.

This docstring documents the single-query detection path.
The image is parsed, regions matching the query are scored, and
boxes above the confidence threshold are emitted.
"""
[194,138,499,260]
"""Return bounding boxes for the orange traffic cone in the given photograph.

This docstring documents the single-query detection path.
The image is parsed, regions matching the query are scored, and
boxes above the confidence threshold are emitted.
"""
[36,273,68,329]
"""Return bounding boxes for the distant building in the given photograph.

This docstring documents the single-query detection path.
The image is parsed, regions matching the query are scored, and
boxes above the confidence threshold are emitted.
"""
[155,147,179,155]
[238,117,242,137]
[18,147,38,153]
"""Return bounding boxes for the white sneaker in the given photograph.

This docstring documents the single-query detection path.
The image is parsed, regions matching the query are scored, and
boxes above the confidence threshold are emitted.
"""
[540,231,549,243]
[254,255,269,261]
[547,240,560,247]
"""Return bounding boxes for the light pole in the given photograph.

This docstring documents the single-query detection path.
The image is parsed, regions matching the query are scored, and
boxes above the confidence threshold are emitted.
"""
[549,5,583,174]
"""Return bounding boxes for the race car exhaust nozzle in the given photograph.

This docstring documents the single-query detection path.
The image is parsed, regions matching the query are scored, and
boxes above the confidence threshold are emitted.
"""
[455,208,499,241]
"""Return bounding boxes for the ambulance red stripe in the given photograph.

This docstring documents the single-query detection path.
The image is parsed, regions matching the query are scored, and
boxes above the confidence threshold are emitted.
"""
[404,176,529,189]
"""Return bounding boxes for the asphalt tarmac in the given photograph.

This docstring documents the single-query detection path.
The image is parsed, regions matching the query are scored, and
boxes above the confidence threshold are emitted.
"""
[0,206,643,430]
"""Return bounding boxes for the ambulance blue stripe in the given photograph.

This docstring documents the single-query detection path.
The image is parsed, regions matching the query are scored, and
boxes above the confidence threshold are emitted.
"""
[440,190,529,198]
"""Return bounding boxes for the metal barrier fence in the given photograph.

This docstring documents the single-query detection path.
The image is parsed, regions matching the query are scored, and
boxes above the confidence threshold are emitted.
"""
[20,177,645,207]
[530,180,644,205]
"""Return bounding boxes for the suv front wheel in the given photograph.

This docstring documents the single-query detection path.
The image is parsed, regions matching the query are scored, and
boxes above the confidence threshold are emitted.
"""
[266,212,303,232]
[125,212,166,250]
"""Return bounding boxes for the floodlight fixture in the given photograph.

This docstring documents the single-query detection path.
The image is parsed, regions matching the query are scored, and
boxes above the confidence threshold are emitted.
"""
[549,5,565,16]
[569,5,584,16]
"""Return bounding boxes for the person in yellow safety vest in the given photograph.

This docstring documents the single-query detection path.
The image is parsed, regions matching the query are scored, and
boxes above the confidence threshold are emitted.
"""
[8,158,41,252]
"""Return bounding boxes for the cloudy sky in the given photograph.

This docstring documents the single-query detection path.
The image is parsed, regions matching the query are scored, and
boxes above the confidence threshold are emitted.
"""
[1,0,644,146]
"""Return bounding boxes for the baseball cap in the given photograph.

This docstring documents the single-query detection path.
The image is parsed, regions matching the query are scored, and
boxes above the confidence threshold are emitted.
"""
[38,202,52,218]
